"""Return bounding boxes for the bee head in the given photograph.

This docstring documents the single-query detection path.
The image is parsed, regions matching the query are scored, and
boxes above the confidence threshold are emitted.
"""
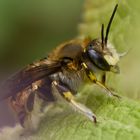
[84,4,120,73]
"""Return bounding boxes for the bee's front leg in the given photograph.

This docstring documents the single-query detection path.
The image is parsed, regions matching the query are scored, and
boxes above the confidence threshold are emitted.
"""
[85,66,120,99]
[101,73,106,85]
[52,81,97,123]
[100,73,121,99]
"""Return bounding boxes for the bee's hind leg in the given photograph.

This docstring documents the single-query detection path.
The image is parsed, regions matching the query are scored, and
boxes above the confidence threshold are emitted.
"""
[9,91,42,134]
[52,81,97,123]
[9,96,27,128]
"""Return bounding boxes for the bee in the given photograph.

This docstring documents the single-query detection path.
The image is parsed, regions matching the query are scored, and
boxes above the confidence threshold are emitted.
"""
[0,4,122,129]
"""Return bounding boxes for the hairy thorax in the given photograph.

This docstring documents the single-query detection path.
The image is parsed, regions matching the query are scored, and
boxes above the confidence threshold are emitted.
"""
[50,69,88,94]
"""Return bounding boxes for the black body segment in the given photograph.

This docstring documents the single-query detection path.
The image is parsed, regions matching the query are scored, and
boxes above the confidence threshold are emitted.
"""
[38,78,55,102]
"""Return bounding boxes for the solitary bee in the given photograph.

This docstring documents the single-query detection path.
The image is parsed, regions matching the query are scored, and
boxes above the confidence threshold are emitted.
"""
[0,4,122,129]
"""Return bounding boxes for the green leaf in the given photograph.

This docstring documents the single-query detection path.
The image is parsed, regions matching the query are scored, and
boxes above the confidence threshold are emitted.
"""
[26,90,140,140]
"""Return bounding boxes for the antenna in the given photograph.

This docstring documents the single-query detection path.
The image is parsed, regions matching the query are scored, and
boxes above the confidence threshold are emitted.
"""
[105,4,118,45]
[101,24,104,49]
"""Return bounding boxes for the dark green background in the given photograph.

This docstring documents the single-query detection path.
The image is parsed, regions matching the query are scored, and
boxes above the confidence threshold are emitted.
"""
[0,0,84,76]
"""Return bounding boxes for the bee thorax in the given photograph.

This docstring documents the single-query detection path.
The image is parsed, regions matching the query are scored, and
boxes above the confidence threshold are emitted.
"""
[51,70,86,94]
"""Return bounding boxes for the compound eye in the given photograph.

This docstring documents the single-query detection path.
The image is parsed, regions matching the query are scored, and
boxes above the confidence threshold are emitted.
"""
[88,49,110,70]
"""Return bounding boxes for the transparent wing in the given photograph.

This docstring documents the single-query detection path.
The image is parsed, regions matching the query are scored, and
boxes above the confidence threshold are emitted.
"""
[0,59,61,101]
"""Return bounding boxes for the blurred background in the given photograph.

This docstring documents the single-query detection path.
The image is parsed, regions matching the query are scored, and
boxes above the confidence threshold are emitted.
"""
[0,0,84,76]
[0,0,140,130]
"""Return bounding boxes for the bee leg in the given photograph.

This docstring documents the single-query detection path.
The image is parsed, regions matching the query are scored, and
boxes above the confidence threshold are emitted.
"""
[83,63,120,98]
[11,92,36,128]
[25,92,35,114]
[99,74,120,98]
[96,81,121,99]
[86,70,120,99]
[101,73,106,85]
[52,81,97,123]
[18,111,27,127]
[18,92,36,128]
[9,97,26,127]
[102,73,115,91]
[19,91,44,136]
[101,73,120,98]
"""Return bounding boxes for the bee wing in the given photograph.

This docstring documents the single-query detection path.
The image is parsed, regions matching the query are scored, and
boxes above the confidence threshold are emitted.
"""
[0,60,61,101]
